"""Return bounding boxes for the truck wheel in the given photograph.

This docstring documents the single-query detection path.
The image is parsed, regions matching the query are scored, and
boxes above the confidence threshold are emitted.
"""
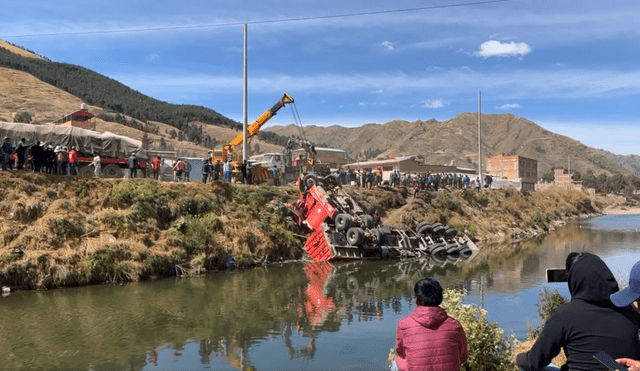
[361,214,374,229]
[371,228,385,245]
[416,221,431,231]
[444,226,458,238]
[335,213,352,231]
[78,166,95,178]
[103,164,123,178]
[346,227,365,246]
[303,173,318,189]
[417,223,434,236]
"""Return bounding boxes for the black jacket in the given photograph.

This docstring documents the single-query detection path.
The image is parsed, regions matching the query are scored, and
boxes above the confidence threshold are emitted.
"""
[517,254,640,371]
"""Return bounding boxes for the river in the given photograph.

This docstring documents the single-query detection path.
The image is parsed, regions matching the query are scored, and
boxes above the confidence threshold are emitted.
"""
[2,214,640,370]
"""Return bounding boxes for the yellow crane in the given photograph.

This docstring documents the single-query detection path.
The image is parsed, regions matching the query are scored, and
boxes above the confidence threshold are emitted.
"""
[211,93,294,164]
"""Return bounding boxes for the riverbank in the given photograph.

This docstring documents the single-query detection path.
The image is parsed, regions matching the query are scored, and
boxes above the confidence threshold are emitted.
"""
[0,171,624,290]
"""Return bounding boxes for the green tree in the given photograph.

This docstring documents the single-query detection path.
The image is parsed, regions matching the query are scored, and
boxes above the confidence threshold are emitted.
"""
[14,111,32,123]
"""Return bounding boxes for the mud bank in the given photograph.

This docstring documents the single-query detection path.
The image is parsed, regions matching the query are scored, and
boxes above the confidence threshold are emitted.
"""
[0,172,613,290]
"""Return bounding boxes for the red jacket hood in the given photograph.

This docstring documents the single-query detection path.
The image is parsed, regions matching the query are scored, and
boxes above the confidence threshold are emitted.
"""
[409,306,448,329]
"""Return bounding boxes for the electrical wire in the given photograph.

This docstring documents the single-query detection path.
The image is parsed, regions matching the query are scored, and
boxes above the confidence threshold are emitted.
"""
[2,0,509,38]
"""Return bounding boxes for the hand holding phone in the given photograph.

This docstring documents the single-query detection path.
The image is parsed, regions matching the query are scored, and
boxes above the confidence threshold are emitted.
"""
[593,351,628,371]
[617,358,640,371]
[546,268,568,283]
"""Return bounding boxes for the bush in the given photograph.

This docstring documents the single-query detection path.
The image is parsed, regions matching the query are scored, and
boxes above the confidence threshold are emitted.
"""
[50,218,85,238]
[441,289,516,371]
[180,195,213,217]
[531,212,550,231]
[14,111,32,123]
[528,287,568,338]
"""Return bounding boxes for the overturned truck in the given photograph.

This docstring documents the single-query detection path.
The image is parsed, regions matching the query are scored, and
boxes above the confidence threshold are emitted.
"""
[290,174,477,261]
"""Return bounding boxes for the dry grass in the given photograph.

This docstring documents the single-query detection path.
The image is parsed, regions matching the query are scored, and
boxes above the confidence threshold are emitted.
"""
[0,172,305,289]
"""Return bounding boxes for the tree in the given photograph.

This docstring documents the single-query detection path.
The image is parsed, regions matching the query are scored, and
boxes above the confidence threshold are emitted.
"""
[141,132,153,150]
[14,111,32,123]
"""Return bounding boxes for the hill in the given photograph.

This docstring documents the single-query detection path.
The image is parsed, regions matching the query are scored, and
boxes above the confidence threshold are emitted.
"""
[266,113,638,176]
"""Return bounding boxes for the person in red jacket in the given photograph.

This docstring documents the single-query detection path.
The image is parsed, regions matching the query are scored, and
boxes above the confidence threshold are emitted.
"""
[68,146,78,176]
[395,277,467,371]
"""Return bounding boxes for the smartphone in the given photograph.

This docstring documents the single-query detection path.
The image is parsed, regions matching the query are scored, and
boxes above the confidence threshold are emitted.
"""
[546,268,568,283]
[593,350,628,371]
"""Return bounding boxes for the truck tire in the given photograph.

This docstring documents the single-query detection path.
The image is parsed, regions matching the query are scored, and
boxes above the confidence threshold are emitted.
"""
[417,223,434,236]
[432,225,446,235]
[346,227,365,246]
[335,213,352,231]
[78,166,95,178]
[303,173,318,189]
[361,214,374,229]
[371,228,385,245]
[103,164,123,178]
[444,226,458,238]
[416,221,431,231]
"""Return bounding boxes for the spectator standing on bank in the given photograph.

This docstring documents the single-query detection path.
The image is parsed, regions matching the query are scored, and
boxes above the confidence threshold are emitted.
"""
[201,158,211,184]
[89,153,101,178]
[15,138,27,170]
[127,153,138,178]
[213,159,221,181]
[1,137,13,171]
[151,156,162,180]
[68,146,78,175]
[223,160,231,182]
[183,159,192,182]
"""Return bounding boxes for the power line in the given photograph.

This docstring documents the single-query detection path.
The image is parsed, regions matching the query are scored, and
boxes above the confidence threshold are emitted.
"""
[3,0,509,38]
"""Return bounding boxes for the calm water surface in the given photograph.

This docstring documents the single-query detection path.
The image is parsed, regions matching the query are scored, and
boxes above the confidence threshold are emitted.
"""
[3,214,640,370]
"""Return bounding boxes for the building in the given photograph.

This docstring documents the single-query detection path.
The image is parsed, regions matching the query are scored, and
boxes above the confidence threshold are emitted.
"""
[486,154,538,191]
[53,103,96,130]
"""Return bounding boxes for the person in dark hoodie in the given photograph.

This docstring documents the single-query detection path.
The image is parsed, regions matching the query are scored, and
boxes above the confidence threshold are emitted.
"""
[394,277,467,371]
[516,252,640,371]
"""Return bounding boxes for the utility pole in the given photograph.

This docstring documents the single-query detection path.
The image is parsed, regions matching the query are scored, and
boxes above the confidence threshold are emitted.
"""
[242,24,248,168]
[478,91,482,188]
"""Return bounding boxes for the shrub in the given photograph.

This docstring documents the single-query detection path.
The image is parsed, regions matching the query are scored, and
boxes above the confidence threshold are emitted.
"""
[180,195,213,217]
[528,287,568,338]
[531,212,550,231]
[50,218,85,238]
[14,111,32,123]
[441,289,516,371]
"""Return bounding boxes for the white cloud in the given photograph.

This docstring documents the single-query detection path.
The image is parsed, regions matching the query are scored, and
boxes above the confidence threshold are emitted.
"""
[473,40,531,58]
[359,102,366,106]
[149,53,160,61]
[371,88,384,94]
[381,41,394,50]
[421,99,446,109]
[496,103,520,110]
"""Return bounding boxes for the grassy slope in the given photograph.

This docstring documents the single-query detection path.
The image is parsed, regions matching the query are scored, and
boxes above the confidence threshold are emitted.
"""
[0,172,615,290]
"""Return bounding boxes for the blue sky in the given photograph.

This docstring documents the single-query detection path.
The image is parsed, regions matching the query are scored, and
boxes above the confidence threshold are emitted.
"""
[2,0,640,155]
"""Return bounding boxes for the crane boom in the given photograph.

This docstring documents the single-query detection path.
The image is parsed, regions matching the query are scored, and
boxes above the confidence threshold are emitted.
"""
[228,93,294,148]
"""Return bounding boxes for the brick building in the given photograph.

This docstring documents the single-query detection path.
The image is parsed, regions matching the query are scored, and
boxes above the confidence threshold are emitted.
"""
[486,154,538,191]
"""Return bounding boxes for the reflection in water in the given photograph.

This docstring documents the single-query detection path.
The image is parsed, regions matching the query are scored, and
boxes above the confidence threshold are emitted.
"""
[3,215,640,370]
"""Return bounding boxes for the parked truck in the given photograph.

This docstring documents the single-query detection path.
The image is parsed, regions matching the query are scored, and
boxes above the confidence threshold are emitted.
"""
[0,122,148,177]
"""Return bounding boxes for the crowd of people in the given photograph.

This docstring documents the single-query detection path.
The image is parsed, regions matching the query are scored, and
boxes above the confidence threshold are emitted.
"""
[393,253,640,371]
[1,136,97,176]
[336,166,491,194]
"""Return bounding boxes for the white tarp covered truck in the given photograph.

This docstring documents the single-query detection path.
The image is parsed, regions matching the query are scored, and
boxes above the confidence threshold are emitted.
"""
[0,122,148,178]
